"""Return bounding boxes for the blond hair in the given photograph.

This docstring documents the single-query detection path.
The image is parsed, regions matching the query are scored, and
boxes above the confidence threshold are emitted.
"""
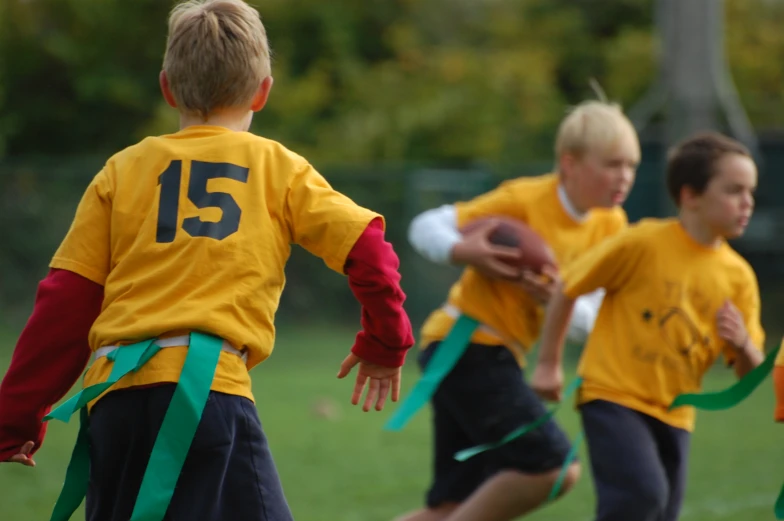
[554,100,639,165]
[163,0,271,119]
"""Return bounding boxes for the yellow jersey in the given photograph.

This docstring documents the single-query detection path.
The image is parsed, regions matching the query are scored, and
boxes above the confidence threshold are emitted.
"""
[420,174,627,364]
[51,125,380,403]
[563,218,765,431]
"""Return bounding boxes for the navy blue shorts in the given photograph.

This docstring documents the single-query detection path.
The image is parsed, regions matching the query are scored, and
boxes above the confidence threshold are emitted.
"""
[86,385,293,521]
[580,400,691,521]
[419,341,574,508]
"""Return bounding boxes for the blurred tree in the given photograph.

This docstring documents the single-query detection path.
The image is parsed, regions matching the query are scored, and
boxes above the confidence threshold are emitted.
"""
[725,0,784,131]
[1,0,171,157]
[1,0,783,166]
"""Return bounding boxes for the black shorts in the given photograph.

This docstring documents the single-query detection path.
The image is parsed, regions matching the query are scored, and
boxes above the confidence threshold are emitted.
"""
[418,341,574,508]
[86,385,293,521]
[580,400,691,521]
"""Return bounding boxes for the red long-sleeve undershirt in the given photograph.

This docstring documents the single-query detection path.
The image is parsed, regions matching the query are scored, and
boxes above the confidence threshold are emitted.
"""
[0,218,413,460]
[774,366,784,423]
[346,218,414,366]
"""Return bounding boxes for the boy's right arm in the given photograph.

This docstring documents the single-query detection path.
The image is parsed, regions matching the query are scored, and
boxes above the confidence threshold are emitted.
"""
[2,167,111,463]
[407,204,522,280]
[408,204,608,336]
[0,269,103,463]
[532,230,642,401]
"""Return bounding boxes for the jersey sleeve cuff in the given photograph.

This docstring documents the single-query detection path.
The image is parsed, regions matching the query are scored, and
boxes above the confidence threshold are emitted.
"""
[326,213,384,275]
[775,366,784,422]
[49,258,107,286]
[351,332,409,368]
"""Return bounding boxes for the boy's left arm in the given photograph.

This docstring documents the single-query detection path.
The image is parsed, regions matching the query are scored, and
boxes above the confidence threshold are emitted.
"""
[0,269,103,463]
[285,165,414,411]
[533,229,643,401]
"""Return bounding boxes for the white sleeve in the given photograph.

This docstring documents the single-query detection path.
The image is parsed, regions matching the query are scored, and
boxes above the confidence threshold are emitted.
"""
[407,204,462,265]
[565,288,605,344]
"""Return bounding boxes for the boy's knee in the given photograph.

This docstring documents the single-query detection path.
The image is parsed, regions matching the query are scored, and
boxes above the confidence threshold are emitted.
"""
[540,462,580,501]
[505,461,582,500]
[554,462,581,497]
[392,504,458,521]
[599,483,667,521]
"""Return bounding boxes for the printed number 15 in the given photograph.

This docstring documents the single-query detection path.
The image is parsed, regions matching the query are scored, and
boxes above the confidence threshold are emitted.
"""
[156,160,249,243]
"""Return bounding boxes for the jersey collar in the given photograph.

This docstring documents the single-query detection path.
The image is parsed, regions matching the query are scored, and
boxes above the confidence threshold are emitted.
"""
[557,183,587,222]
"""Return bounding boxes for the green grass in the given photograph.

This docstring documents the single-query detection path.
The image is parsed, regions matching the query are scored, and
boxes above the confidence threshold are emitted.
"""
[1,323,782,521]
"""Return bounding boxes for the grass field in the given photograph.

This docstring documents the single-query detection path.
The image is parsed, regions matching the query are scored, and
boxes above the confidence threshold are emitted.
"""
[0,323,782,521]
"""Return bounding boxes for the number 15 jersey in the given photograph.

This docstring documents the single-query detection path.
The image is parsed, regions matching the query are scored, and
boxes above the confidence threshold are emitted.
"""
[50,125,381,401]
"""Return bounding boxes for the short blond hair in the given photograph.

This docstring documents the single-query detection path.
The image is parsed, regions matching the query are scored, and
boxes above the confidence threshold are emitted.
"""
[163,0,271,119]
[554,100,639,165]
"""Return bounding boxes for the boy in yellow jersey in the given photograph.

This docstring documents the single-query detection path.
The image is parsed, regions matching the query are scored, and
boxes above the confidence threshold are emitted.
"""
[395,101,639,521]
[0,1,414,520]
[533,132,765,521]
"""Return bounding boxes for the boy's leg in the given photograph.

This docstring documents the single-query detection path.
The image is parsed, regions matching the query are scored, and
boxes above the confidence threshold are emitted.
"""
[167,392,293,521]
[392,504,458,521]
[86,386,164,521]
[87,384,293,521]
[428,344,579,521]
[393,343,490,521]
[650,417,691,521]
[580,400,669,521]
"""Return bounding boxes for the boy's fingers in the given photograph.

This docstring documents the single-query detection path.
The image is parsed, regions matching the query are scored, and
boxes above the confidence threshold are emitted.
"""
[540,387,562,402]
[473,218,500,235]
[375,379,391,411]
[19,441,34,455]
[520,284,544,301]
[488,245,523,261]
[9,447,36,467]
[337,354,359,379]
[541,264,559,279]
[352,375,367,405]
[391,373,401,402]
[486,259,521,280]
[363,378,380,412]
[521,270,540,283]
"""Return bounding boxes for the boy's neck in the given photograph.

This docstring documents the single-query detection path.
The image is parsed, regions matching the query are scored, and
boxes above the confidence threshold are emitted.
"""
[179,108,253,132]
[678,210,723,248]
[558,182,587,221]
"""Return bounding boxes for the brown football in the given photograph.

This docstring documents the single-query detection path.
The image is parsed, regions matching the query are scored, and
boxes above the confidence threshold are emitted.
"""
[460,216,557,273]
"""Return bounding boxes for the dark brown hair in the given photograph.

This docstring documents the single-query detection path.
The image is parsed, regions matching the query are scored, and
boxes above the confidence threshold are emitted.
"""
[666,132,751,206]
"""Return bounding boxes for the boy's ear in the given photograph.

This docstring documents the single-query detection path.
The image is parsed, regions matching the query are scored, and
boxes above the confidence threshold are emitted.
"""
[250,76,274,112]
[159,71,178,109]
[559,153,576,180]
[679,185,699,209]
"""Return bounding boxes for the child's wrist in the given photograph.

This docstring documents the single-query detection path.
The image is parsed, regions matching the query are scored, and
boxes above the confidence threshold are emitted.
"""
[449,241,470,265]
[733,333,750,351]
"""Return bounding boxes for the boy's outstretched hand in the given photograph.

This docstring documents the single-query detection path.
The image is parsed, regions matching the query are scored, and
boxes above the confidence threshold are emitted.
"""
[4,441,36,467]
[337,353,402,412]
